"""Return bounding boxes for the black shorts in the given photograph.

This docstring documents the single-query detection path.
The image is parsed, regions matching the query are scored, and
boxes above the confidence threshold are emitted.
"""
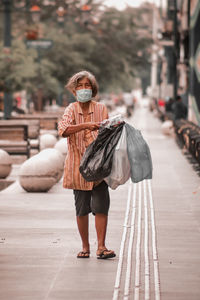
[73,181,110,216]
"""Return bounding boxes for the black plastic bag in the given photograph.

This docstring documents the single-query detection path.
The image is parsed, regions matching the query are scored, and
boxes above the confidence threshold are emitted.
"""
[79,122,124,181]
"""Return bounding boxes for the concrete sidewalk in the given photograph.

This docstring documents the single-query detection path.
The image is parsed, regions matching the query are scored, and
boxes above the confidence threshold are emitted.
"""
[0,103,200,300]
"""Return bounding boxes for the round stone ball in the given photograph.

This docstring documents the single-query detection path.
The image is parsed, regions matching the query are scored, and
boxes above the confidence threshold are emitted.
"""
[38,148,64,182]
[54,138,68,158]
[40,133,57,150]
[0,149,12,179]
[161,120,174,135]
[19,148,64,192]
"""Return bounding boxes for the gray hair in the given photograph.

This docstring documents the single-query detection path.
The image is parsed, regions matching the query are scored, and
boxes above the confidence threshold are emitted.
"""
[65,70,98,97]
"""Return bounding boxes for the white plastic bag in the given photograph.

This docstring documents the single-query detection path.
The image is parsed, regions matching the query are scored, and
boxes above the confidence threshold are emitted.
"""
[100,114,124,128]
[105,126,130,189]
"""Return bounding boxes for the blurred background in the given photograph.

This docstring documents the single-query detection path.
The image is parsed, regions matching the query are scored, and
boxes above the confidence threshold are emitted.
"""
[0,0,199,126]
[1,4,200,299]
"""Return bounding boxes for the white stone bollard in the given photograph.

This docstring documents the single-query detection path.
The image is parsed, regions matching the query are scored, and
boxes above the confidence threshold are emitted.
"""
[54,138,68,159]
[19,148,64,192]
[161,120,174,135]
[40,133,57,150]
[0,149,12,179]
[38,148,64,182]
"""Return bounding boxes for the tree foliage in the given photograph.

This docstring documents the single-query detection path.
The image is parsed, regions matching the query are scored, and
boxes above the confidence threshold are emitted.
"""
[0,1,153,98]
[0,39,37,92]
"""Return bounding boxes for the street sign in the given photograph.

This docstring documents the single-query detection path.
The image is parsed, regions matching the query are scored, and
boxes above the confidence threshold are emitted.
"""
[26,39,53,49]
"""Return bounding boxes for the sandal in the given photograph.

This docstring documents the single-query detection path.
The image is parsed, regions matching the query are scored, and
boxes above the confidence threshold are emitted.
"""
[97,249,116,259]
[77,251,90,258]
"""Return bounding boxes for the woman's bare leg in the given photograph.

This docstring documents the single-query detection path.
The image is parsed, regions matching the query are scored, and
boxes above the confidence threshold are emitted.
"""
[95,213,107,250]
[76,215,90,256]
[95,214,116,258]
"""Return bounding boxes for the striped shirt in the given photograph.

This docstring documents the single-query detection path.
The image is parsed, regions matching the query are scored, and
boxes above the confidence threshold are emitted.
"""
[58,100,108,190]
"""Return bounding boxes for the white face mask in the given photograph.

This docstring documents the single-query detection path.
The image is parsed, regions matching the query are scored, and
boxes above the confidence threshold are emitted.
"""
[76,89,92,103]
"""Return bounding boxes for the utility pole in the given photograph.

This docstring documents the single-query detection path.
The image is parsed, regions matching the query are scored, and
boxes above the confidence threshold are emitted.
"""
[3,0,11,48]
[3,0,12,119]
[151,5,158,98]
[173,0,178,101]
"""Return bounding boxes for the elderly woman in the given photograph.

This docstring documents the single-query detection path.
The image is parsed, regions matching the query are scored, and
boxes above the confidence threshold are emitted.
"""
[58,71,116,259]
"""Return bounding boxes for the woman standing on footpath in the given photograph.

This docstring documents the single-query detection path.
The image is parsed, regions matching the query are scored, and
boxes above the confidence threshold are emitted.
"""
[58,70,116,260]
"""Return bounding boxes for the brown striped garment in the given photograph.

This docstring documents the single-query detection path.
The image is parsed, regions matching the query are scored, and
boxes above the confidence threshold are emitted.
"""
[58,100,109,190]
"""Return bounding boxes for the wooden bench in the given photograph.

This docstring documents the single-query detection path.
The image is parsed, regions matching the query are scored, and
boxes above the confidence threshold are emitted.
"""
[11,114,60,139]
[0,119,41,156]
[11,114,59,131]
[174,119,200,165]
[0,123,30,157]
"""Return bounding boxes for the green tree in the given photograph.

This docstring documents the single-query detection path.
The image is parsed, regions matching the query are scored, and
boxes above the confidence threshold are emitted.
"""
[0,0,153,112]
[0,39,37,93]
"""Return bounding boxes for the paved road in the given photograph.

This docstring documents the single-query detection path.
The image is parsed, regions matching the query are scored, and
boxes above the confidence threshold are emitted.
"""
[0,103,200,300]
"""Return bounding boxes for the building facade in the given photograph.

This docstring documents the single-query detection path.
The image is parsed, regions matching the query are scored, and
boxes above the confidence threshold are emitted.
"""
[150,0,200,125]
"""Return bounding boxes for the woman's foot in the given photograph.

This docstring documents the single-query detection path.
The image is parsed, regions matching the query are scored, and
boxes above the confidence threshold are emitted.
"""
[77,251,90,258]
[96,248,116,259]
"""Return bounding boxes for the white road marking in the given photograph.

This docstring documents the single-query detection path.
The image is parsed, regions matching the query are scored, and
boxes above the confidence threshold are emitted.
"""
[113,181,133,300]
[124,183,137,299]
[113,180,161,300]
[144,180,150,300]
[134,182,142,300]
[147,180,161,300]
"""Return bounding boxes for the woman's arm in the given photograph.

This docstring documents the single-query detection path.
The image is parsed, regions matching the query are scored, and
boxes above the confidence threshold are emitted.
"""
[62,122,100,137]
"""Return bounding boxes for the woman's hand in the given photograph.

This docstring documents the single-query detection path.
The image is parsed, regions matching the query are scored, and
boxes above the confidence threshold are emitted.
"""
[62,122,100,137]
[84,122,100,131]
